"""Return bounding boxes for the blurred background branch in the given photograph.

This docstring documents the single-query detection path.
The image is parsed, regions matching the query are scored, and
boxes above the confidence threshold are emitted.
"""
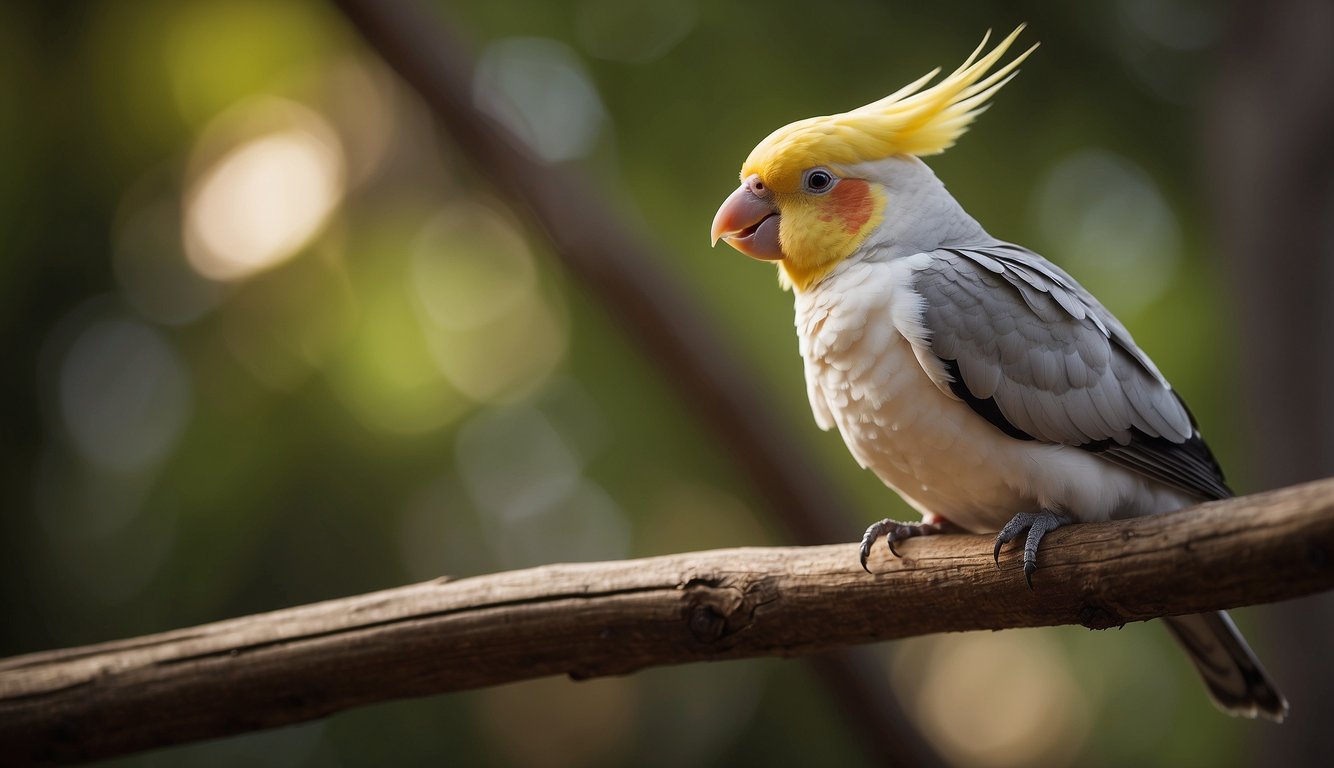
[4,478,1332,765]
[1207,1,1334,763]
[327,0,933,764]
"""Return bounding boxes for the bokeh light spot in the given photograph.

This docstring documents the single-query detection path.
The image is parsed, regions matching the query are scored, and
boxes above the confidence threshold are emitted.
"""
[411,205,536,331]
[327,264,468,435]
[1033,149,1182,314]
[474,37,607,162]
[58,316,192,473]
[412,205,567,403]
[184,113,345,281]
[456,405,629,568]
[894,630,1092,767]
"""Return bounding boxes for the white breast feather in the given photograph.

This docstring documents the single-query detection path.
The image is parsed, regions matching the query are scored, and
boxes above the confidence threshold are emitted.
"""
[795,255,1195,532]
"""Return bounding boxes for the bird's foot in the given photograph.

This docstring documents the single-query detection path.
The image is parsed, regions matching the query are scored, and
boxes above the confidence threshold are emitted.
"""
[992,509,1071,589]
[859,518,951,572]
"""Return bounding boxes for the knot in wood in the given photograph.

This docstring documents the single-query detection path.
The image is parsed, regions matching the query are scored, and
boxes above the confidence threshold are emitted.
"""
[689,604,726,642]
[681,576,751,645]
[1077,599,1125,630]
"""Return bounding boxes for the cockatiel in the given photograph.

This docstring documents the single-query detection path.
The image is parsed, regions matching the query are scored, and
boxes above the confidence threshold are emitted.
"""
[710,26,1287,720]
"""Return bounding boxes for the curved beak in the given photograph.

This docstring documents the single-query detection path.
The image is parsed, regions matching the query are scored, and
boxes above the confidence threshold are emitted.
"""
[710,177,785,261]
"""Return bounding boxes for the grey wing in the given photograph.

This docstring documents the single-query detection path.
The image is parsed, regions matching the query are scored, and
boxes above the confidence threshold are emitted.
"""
[912,244,1231,501]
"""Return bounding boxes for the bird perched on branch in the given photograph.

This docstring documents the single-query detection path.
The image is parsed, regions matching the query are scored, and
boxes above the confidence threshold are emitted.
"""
[710,25,1287,721]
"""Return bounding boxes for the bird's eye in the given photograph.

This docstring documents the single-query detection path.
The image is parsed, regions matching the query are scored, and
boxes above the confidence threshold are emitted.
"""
[802,168,836,194]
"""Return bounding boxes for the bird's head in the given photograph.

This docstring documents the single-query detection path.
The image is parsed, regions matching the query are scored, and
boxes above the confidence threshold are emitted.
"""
[711,26,1035,292]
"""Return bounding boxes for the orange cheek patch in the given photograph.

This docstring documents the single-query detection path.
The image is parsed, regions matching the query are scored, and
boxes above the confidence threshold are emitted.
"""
[830,179,874,234]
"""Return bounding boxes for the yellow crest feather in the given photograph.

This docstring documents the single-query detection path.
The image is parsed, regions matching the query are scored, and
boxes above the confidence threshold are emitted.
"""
[740,26,1037,191]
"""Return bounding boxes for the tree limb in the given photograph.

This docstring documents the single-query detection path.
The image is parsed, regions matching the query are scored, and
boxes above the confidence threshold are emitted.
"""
[2,479,1332,764]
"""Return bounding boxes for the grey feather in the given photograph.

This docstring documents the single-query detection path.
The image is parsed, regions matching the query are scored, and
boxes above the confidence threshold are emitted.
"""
[914,245,1230,501]
[1162,612,1288,720]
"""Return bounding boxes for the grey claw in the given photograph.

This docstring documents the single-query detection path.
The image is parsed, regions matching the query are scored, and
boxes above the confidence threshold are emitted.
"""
[992,512,1034,568]
[859,518,947,571]
[858,522,882,572]
[993,509,1070,587]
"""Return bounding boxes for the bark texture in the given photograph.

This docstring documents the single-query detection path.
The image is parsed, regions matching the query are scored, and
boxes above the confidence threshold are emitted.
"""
[2,478,1332,764]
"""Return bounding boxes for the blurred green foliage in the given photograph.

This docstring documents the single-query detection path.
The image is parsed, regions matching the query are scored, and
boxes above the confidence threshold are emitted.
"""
[0,0,1275,765]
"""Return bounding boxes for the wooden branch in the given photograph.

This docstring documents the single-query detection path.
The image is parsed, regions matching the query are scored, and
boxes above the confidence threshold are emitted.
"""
[3,479,1332,764]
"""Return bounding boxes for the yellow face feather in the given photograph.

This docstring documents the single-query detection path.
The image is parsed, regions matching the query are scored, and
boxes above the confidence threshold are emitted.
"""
[774,180,886,291]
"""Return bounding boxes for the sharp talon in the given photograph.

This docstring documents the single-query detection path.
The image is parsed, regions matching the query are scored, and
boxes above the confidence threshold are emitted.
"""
[993,508,1070,588]
[857,518,951,571]
[992,512,1031,570]
[858,522,881,572]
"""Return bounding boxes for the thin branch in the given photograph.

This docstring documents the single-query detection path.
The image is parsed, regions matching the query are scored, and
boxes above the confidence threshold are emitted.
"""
[329,0,856,546]
[3,479,1333,764]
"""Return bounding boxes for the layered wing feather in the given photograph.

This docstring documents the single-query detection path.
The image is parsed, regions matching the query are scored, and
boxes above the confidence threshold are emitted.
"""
[912,244,1231,501]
